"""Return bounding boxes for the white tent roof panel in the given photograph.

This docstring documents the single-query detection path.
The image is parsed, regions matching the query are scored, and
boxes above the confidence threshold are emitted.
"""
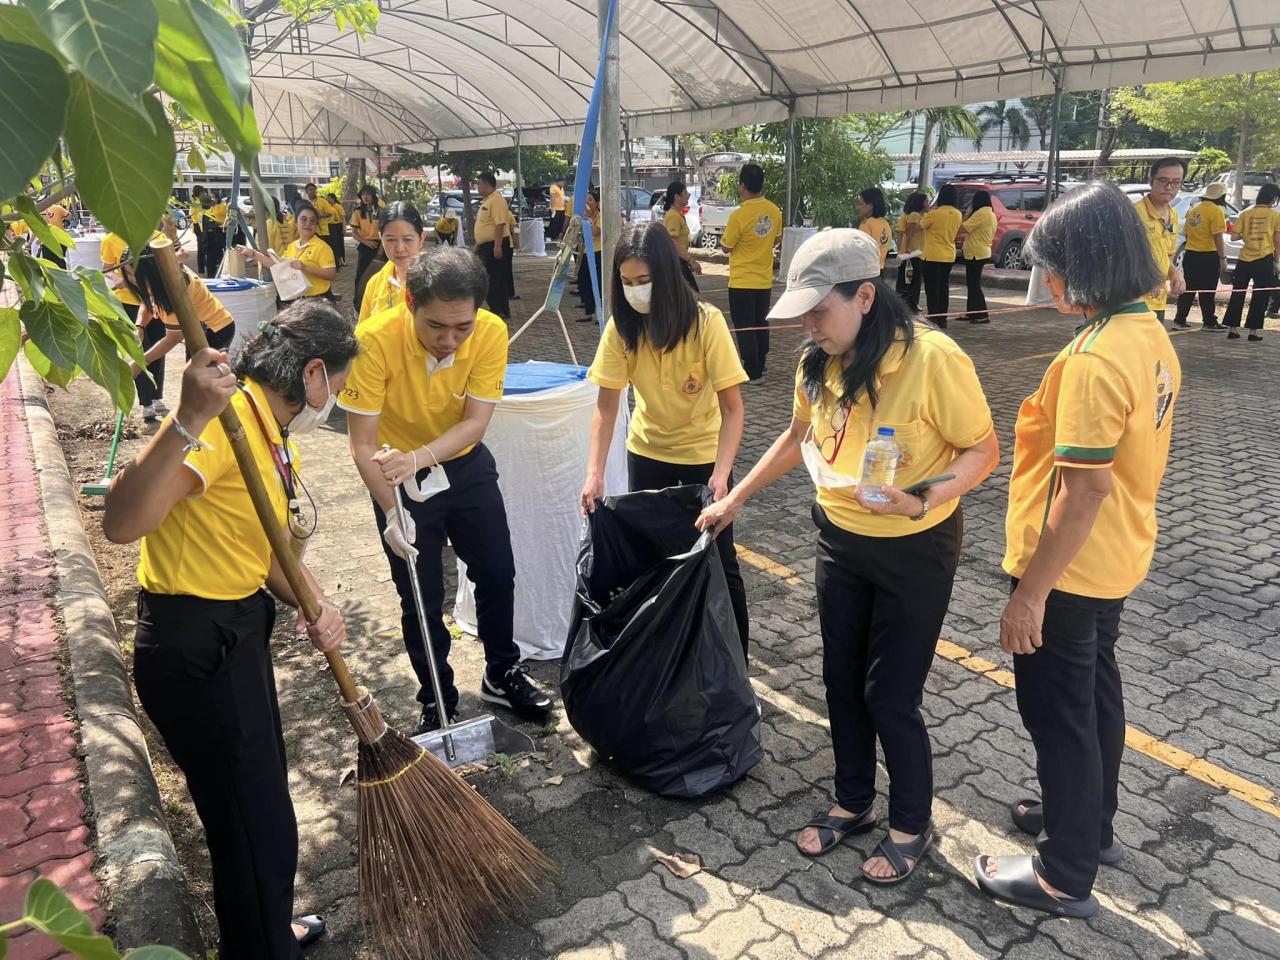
[248,0,1280,151]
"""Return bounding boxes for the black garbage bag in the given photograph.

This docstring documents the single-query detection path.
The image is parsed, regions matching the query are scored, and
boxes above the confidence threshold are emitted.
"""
[561,485,763,798]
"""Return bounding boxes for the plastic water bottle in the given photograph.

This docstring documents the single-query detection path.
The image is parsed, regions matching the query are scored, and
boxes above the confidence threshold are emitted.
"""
[861,427,900,503]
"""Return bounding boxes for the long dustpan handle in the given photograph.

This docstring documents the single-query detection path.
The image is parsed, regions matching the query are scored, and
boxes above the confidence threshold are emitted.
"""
[148,236,361,705]
[391,482,453,730]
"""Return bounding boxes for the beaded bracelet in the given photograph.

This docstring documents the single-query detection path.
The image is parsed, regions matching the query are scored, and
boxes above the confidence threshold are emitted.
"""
[172,416,210,453]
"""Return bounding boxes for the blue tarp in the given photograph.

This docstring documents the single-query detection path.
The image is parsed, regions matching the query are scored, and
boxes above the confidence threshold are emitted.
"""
[503,361,588,396]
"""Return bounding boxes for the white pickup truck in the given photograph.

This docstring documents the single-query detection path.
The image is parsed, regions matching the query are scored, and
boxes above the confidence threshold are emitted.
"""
[697,194,737,249]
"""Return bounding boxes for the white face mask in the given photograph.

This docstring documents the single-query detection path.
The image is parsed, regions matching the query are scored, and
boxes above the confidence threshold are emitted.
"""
[287,363,336,434]
[623,282,653,314]
[402,447,450,502]
[799,426,858,490]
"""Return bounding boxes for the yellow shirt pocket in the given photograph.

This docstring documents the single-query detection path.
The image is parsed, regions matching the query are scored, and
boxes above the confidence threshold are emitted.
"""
[874,420,941,487]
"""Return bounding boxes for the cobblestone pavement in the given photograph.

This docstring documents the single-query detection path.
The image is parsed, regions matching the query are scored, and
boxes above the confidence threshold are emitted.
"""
[53,249,1280,959]
[0,372,103,959]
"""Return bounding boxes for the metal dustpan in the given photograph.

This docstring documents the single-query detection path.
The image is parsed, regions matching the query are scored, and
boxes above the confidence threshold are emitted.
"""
[393,483,537,768]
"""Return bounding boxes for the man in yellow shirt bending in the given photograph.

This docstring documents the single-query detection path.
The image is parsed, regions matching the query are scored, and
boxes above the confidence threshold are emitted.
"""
[721,163,781,383]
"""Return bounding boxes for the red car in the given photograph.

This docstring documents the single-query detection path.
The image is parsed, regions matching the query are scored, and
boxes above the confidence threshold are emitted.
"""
[949,176,1052,269]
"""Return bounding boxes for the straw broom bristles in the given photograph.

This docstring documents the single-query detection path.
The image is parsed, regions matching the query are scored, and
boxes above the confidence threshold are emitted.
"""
[343,692,556,959]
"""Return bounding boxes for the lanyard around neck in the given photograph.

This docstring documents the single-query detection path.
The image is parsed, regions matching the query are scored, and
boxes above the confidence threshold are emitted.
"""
[239,385,299,513]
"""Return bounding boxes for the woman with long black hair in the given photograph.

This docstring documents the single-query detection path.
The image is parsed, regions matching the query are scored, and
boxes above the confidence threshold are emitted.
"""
[921,184,962,327]
[661,180,702,290]
[356,201,426,325]
[581,220,750,652]
[895,192,927,310]
[350,184,384,295]
[961,189,996,323]
[103,301,360,957]
[697,229,998,886]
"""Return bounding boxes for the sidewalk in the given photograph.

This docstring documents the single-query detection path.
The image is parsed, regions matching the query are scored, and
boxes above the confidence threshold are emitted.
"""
[0,370,103,960]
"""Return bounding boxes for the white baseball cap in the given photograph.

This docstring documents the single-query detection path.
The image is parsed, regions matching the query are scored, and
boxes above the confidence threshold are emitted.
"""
[1200,182,1227,200]
[768,228,883,320]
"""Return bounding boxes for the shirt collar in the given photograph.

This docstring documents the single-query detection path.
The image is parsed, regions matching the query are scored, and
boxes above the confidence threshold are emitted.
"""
[427,353,456,374]
[240,377,285,445]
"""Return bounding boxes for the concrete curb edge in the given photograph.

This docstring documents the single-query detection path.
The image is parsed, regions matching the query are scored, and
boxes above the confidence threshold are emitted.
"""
[17,357,205,955]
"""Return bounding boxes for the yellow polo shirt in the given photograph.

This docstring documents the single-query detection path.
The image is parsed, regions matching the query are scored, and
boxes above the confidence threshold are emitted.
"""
[724,196,782,289]
[351,207,380,243]
[1183,201,1226,253]
[152,270,234,335]
[858,216,893,267]
[550,184,566,213]
[961,207,997,261]
[138,379,296,600]
[283,235,336,297]
[338,304,508,458]
[474,191,511,245]
[42,204,70,228]
[921,206,962,263]
[582,208,602,252]
[1004,303,1179,599]
[897,211,922,250]
[101,233,140,307]
[1134,197,1179,312]
[357,260,401,328]
[207,202,229,227]
[1236,204,1280,262]
[793,324,993,537]
[313,196,339,230]
[588,304,747,465]
[189,196,205,230]
[664,207,691,253]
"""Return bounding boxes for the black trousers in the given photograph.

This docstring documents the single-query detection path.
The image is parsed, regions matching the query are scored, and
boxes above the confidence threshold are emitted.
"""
[814,505,961,834]
[1223,256,1277,330]
[476,239,513,318]
[578,249,603,316]
[680,259,700,292]
[327,224,345,266]
[962,256,988,321]
[134,590,301,960]
[355,242,380,294]
[626,452,749,655]
[548,211,566,241]
[1011,582,1126,901]
[896,259,921,311]
[129,304,166,408]
[194,227,208,277]
[1174,250,1221,326]
[372,444,519,712]
[203,226,226,278]
[728,288,771,380]
[921,260,953,328]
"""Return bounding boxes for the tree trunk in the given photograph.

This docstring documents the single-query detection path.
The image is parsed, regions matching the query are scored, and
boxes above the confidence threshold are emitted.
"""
[918,116,937,189]
[460,160,477,237]
[342,157,362,218]
[1233,74,1256,208]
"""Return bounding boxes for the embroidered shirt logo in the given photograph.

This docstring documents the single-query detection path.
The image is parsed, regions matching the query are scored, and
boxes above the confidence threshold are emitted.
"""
[1155,359,1174,430]
[753,215,774,238]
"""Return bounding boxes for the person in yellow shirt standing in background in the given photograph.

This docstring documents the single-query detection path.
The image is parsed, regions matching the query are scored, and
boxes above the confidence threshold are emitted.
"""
[358,202,426,326]
[303,184,336,269]
[473,172,513,319]
[895,193,927,311]
[188,186,209,276]
[103,232,169,420]
[1133,157,1186,322]
[581,221,749,650]
[721,163,782,383]
[324,192,346,268]
[1172,182,1229,330]
[350,185,385,308]
[978,182,1180,920]
[203,193,229,278]
[1222,182,1280,342]
[960,190,997,324]
[339,247,554,735]
[920,183,962,328]
[577,188,604,323]
[856,188,893,269]
[548,176,568,241]
[662,181,701,291]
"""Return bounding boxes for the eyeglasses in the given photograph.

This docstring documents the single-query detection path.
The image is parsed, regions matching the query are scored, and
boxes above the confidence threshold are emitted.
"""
[1152,177,1183,190]
[818,404,849,465]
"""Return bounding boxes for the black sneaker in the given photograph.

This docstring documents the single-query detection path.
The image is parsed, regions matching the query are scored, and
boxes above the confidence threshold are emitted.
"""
[1249,334,1263,342]
[481,665,554,720]
[1227,330,1241,340]
[411,702,458,737]
[1203,321,1223,330]
[1172,319,1190,329]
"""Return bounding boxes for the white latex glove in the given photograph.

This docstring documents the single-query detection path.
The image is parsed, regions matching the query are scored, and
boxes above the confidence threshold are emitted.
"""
[382,510,418,562]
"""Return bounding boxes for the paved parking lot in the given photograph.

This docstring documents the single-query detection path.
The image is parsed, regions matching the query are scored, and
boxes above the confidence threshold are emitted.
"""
[55,252,1280,958]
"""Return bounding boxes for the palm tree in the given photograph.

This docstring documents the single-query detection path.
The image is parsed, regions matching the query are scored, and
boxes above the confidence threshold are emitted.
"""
[1020,95,1058,150]
[975,100,1031,152]
[912,106,981,190]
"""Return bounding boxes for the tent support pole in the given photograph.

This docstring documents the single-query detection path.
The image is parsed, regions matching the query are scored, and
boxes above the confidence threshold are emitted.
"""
[623,117,636,218]
[785,103,797,226]
[1044,72,1063,210]
[435,143,443,196]
[514,133,524,220]
[598,0,621,324]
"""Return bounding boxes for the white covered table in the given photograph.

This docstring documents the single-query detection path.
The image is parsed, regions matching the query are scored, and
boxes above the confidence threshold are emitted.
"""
[65,233,104,271]
[518,219,547,257]
[455,362,628,661]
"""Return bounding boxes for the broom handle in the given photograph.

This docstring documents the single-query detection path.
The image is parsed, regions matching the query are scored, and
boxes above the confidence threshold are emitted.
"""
[148,237,362,705]
[103,410,125,479]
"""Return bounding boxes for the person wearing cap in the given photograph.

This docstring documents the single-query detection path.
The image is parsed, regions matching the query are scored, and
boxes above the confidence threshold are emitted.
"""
[696,229,998,886]
[1221,182,1280,341]
[1172,182,1229,330]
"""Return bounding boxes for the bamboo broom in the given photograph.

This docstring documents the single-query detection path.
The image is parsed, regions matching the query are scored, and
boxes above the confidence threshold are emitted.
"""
[147,237,555,959]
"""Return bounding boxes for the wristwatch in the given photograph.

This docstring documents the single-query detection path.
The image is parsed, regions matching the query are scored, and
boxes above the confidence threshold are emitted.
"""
[909,492,930,522]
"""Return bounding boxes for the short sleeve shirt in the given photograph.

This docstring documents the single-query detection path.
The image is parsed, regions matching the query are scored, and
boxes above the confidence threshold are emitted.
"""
[550,185,566,212]
[475,191,511,244]
[858,217,893,267]
[101,233,140,307]
[358,260,401,328]
[338,304,508,458]
[664,208,691,253]
[1183,201,1226,253]
[588,304,747,464]
[921,206,962,263]
[961,208,997,261]
[1236,205,1280,262]
[350,207,380,242]
[723,197,782,289]
[1134,197,1179,311]
[1003,303,1181,599]
[283,236,336,297]
[792,325,993,537]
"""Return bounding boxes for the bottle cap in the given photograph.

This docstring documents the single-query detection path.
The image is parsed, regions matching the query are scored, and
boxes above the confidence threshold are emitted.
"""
[877,426,895,437]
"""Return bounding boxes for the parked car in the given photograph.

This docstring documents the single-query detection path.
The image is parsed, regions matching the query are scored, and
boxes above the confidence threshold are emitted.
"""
[1118,184,1243,267]
[426,191,467,221]
[948,175,1055,269]
[649,184,702,243]
[1212,170,1276,205]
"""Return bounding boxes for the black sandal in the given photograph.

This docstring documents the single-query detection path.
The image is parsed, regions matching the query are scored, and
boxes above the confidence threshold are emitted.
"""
[1010,799,1124,866]
[293,915,326,950]
[796,804,877,858]
[861,823,935,885]
[974,854,1099,919]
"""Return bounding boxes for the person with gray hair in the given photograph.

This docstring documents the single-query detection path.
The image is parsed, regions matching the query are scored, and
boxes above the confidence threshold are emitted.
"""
[339,247,554,735]
[102,299,359,956]
[977,182,1181,918]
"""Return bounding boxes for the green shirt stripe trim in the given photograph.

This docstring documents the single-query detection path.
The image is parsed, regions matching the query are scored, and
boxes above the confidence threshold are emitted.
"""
[1054,444,1117,462]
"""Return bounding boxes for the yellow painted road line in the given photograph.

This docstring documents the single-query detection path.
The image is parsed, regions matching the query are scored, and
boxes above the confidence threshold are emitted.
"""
[747,546,1280,821]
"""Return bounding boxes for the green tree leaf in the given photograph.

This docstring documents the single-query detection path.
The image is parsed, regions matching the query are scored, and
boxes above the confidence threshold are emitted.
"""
[42,263,89,323]
[0,307,22,383]
[0,5,63,57]
[7,249,47,302]
[76,321,136,413]
[0,40,71,197]
[20,299,82,371]
[24,338,79,388]
[65,80,175,254]
[123,946,194,959]
[20,876,121,958]
[21,0,157,113]
[187,0,250,107]
[75,267,131,324]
